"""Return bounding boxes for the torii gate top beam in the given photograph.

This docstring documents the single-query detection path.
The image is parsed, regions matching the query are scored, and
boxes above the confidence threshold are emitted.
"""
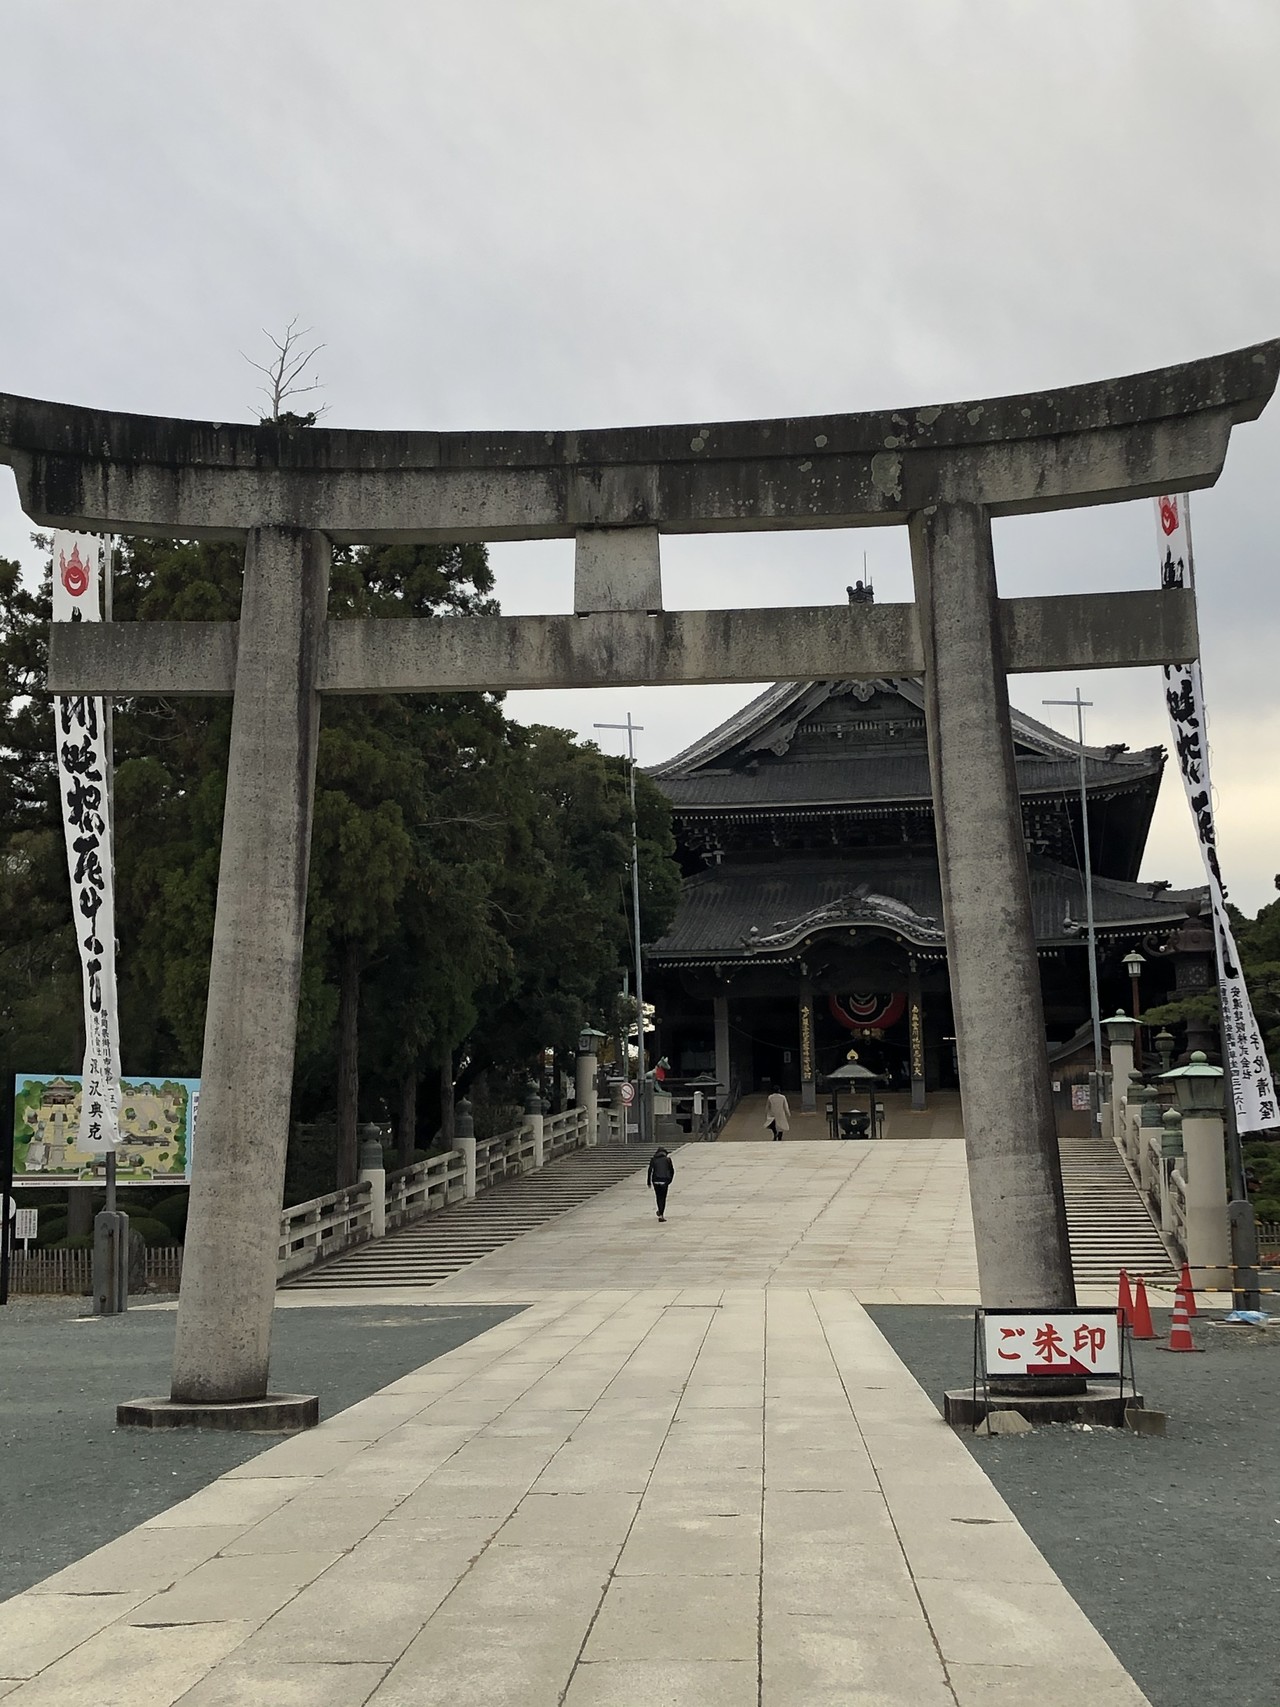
[1,341,1277,543]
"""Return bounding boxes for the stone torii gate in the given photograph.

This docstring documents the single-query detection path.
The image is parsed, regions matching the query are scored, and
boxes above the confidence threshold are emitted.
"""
[3,341,1276,1425]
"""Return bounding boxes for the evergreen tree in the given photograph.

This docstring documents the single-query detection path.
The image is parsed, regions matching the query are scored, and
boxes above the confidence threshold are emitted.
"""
[0,537,682,1191]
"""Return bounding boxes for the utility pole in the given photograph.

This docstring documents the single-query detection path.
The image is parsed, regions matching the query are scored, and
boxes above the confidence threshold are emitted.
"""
[595,715,648,1148]
[1044,689,1103,1132]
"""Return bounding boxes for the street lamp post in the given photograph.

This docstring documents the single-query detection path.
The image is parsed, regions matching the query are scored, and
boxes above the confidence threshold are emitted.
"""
[594,714,649,1148]
[1123,949,1145,1070]
[1045,689,1103,1133]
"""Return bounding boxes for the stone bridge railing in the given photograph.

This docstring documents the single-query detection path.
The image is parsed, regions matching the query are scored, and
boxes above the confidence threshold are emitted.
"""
[276,1103,593,1283]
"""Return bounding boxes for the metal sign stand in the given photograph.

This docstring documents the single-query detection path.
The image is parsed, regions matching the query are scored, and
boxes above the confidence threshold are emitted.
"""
[969,1307,1135,1433]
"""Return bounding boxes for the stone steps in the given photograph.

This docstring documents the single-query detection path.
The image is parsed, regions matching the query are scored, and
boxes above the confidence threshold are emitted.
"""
[285,1143,656,1290]
[1059,1134,1172,1287]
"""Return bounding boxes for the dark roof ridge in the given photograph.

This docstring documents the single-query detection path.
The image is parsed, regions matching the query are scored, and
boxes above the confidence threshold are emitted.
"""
[651,675,1162,781]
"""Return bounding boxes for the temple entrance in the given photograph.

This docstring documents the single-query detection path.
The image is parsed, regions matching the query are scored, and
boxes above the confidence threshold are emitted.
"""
[750,1037,796,1097]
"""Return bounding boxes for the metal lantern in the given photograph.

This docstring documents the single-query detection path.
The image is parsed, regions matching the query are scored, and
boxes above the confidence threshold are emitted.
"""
[1101,1009,1136,1046]
[577,1025,606,1057]
[1159,1050,1224,1116]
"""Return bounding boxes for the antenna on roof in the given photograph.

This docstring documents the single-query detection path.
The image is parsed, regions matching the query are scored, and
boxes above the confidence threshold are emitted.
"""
[847,553,875,606]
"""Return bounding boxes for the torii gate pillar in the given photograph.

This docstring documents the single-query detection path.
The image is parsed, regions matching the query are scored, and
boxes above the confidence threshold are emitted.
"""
[170,528,330,1409]
[912,502,1071,1302]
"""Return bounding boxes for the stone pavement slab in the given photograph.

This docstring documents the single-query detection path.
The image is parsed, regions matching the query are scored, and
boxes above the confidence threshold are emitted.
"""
[0,1300,522,1601]
[0,1278,1152,1705]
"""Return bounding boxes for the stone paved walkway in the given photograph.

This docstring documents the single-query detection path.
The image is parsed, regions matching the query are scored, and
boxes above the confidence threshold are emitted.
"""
[428,1140,981,1304]
[0,1146,1153,1705]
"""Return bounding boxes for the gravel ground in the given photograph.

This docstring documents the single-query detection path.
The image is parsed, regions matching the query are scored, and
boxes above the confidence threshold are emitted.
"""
[867,1304,1278,1707]
[0,1295,521,1600]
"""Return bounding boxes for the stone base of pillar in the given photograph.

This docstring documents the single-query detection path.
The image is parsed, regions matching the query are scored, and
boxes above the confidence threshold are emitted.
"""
[117,1393,319,1432]
[943,1384,1142,1430]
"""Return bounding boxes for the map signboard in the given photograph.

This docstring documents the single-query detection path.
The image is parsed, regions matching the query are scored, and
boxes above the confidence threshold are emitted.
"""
[11,1074,197,1184]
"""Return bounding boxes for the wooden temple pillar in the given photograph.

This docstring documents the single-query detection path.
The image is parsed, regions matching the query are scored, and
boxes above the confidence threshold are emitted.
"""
[713,992,731,1106]
[908,962,927,1112]
[799,985,817,1112]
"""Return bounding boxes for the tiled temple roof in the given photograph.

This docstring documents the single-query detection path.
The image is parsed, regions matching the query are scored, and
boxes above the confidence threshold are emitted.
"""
[647,855,1202,964]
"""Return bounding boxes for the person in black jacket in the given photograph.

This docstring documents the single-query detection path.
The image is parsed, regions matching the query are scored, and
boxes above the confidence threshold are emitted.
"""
[646,1146,675,1222]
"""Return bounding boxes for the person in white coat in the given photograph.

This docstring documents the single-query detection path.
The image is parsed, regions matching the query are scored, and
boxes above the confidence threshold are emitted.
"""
[764,1090,791,1141]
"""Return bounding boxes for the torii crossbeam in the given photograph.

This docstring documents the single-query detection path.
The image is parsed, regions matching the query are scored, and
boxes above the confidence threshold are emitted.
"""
[3,340,1276,1424]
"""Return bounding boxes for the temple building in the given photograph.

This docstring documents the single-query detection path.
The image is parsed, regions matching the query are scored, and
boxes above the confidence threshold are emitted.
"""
[646,673,1201,1113]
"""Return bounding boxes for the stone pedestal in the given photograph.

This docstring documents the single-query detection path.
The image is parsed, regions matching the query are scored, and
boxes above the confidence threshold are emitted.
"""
[118,1394,318,1432]
[944,1384,1141,1429]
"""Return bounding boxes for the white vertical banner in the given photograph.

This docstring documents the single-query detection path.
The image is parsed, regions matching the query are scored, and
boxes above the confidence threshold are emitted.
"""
[51,531,121,1152]
[1155,495,1278,1132]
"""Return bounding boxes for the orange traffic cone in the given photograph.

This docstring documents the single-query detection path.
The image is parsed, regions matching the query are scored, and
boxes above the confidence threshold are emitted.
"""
[1117,1269,1134,1329]
[1178,1263,1198,1317]
[1163,1287,1202,1352]
[1131,1277,1156,1340]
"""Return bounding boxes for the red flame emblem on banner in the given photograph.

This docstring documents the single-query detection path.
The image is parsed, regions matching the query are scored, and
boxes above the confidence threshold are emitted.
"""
[59,542,91,599]
[1158,496,1179,537]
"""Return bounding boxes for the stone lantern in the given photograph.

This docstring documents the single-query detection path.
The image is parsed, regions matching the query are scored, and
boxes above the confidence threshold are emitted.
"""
[575,1027,606,1147]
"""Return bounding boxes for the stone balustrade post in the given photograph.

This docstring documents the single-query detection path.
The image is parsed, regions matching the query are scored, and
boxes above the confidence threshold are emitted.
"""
[1102,1012,1135,1148]
[523,1086,545,1170]
[575,1050,600,1148]
[358,1126,386,1239]
[1159,1109,1183,1238]
[1138,1098,1165,1199]
[1181,1108,1231,1287]
[455,1098,477,1199]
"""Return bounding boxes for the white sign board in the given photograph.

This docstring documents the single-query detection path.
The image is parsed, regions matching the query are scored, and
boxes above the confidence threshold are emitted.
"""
[15,1208,37,1242]
[982,1310,1121,1378]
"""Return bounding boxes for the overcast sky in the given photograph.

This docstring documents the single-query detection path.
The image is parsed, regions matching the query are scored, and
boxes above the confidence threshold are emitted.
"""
[3,1,1277,910]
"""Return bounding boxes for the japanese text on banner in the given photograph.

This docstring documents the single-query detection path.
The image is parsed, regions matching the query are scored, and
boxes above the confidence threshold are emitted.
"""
[1155,496,1278,1132]
[52,531,121,1152]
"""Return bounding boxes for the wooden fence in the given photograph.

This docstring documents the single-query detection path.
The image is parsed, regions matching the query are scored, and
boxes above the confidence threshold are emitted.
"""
[7,1245,184,1296]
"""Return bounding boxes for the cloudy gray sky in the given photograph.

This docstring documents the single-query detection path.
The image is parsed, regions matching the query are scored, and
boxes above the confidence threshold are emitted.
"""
[3,1,1277,908]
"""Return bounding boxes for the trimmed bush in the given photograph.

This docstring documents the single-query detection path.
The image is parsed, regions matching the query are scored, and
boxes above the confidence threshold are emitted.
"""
[149,1193,189,1240]
[125,1216,177,1248]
